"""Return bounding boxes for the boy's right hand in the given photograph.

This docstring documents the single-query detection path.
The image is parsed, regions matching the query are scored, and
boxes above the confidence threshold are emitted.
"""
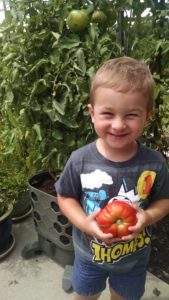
[83,210,120,245]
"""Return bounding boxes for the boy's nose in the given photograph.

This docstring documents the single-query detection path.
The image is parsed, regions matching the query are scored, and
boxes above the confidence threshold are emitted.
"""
[111,117,126,130]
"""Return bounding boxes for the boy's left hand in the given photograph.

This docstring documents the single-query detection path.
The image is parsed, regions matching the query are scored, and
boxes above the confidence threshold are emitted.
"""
[121,205,149,241]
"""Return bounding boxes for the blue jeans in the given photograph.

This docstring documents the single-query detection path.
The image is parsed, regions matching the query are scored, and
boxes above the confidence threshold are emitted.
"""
[72,256,148,300]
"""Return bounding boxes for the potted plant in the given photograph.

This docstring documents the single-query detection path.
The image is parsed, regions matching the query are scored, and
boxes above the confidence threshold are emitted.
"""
[0,198,15,259]
[0,128,32,222]
[0,168,32,222]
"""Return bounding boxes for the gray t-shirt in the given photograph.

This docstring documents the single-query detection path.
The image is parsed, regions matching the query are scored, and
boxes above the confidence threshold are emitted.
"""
[55,141,169,271]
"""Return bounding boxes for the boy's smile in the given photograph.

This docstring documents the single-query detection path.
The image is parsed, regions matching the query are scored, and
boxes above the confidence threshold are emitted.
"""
[88,87,152,161]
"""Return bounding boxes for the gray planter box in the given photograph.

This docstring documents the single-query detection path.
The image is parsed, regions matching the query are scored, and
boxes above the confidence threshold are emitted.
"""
[23,172,74,267]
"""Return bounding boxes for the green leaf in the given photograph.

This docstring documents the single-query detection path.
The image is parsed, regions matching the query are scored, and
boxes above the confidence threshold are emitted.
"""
[45,108,78,128]
[42,148,57,164]
[5,91,14,104]
[86,66,95,79]
[52,100,65,115]
[28,59,49,74]
[56,115,78,128]
[58,36,81,50]
[2,53,15,62]
[52,130,63,141]
[30,79,48,98]
[51,32,61,40]
[162,45,169,55]
[89,24,98,42]
[33,124,42,141]
[155,40,163,55]
[7,109,18,127]
[76,48,86,75]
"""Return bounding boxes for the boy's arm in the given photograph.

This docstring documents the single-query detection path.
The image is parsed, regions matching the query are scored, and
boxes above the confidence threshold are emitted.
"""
[143,198,169,225]
[57,194,113,241]
[57,194,88,231]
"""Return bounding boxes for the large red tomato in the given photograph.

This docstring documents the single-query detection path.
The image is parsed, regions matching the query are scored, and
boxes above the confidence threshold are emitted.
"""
[97,200,137,238]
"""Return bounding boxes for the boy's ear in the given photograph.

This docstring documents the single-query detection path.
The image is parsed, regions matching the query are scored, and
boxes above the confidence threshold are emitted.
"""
[88,104,94,122]
[146,109,154,122]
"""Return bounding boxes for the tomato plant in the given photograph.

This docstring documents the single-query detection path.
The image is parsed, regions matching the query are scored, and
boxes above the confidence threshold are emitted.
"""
[0,0,120,177]
[97,201,137,238]
[0,0,168,185]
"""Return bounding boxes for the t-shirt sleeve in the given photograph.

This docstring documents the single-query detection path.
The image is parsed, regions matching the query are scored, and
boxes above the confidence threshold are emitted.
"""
[150,159,169,201]
[54,153,82,200]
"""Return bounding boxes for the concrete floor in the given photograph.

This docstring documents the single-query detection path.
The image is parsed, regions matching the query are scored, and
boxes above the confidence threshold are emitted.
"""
[0,216,169,300]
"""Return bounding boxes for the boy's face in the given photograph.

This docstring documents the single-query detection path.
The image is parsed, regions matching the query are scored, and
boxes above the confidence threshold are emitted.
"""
[88,87,152,154]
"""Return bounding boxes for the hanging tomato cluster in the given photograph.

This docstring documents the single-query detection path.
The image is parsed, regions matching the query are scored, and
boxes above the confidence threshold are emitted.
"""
[66,8,116,32]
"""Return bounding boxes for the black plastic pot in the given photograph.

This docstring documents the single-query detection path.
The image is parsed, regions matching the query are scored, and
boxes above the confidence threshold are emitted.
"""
[11,190,32,222]
[0,204,15,259]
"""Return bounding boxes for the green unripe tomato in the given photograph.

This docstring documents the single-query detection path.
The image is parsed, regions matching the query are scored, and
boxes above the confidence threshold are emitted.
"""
[91,10,107,25]
[66,10,89,32]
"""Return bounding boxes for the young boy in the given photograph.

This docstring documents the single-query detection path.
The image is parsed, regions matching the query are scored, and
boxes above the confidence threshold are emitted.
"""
[55,57,169,300]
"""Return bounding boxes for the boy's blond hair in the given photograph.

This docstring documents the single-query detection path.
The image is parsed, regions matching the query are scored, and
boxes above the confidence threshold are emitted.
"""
[90,56,155,110]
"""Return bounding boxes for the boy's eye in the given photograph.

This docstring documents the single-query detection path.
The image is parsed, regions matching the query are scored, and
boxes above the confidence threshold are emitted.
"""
[126,113,139,117]
[101,112,113,115]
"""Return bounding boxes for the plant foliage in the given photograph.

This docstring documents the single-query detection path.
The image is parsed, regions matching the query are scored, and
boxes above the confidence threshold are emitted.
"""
[0,198,9,217]
[0,0,168,182]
